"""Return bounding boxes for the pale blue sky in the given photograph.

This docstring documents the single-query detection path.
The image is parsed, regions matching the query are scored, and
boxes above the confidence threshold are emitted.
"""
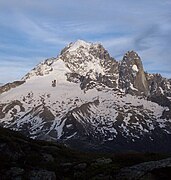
[0,0,171,83]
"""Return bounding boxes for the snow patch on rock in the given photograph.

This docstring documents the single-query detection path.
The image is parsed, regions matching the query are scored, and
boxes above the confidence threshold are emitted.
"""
[68,40,91,52]
[132,64,139,72]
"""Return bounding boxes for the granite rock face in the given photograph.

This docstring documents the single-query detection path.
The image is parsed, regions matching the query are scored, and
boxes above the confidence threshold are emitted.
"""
[147,73,171,97]
[116,158,171,180]
[119,50,149,96]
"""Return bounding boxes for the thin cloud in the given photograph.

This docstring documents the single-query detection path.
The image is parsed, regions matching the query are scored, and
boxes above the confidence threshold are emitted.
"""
[14,14,67,45]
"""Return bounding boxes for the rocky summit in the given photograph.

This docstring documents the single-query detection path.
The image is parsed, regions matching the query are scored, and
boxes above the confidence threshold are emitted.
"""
[0,40,171,152]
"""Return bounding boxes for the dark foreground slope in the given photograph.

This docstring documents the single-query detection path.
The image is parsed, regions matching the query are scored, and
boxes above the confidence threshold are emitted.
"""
[0,127,171,180]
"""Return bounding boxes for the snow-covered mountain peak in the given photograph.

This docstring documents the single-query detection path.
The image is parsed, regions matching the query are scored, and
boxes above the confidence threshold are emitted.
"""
[61,40,105,55]
[59,40,117,80]
[22,40,108,82]
[68,40,92,52]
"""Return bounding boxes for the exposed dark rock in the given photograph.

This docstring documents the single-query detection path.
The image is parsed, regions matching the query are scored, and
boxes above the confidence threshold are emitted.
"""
[23,58,55,80]
[147,73,171,97]
[29,169,56,180]
[161,109,171,120]
[116,158,171,180]
[66,73,81,83]
[148,94,171,108]
[74,163,87,170]
[42,153,54,162]
[5,167,24,179]
[0,81,25,94]
[95,158,112,165]
[119,51,149,96]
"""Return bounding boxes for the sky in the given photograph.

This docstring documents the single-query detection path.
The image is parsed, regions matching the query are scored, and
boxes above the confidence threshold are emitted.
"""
[0,0,171,83]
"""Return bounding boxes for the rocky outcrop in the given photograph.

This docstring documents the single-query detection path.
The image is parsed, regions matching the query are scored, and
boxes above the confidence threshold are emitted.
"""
[116,158,171,180]
[4,168,56,180]
[119,51,149,96]
[0,81,25,94]
[147,73,171,109]
[23,58,55,81]
[147,73,171,97]
[28,169,56,180]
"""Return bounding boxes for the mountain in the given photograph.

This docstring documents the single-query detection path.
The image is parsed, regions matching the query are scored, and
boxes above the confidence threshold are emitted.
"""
[0,40,171,152]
